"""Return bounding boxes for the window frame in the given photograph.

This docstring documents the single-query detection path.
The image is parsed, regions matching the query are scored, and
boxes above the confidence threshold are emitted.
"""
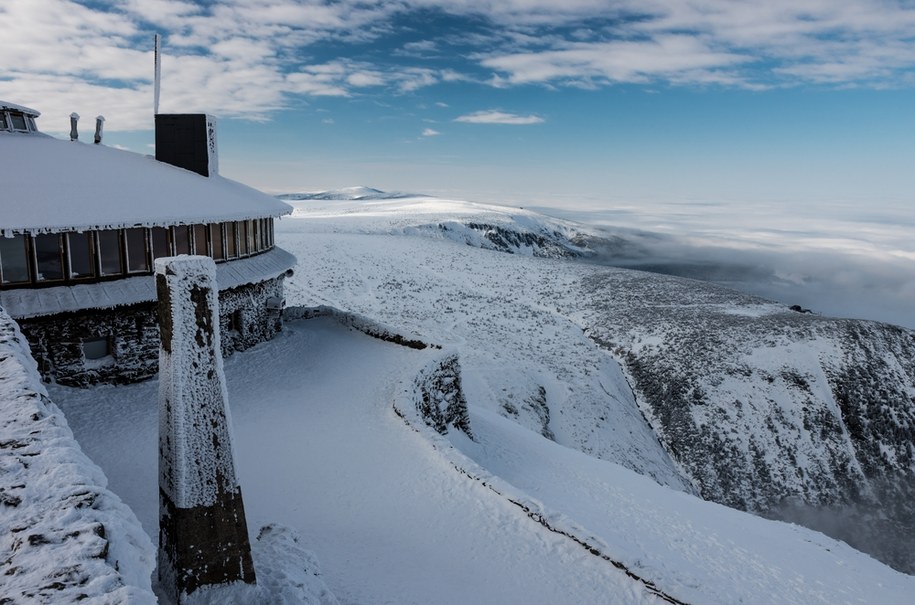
[33,233,66,283]
[9,112,28,132]
[210,223,225,261]
[81,337,112,361]
[0,233,32,285]
[125,227,150,274]
[96,229,125,277]
[0,216,277,290]
[171,225,191,256]
[192,223,208,257]
[66,231,96,281]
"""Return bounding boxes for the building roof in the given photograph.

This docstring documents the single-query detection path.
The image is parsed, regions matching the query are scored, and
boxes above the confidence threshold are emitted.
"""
[0,132,292,234]
[0,100,40,116]
[0,247,296,319]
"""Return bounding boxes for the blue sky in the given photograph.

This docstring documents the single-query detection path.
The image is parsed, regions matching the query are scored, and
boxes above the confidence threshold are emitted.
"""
[2,1,915,326]
[2,0,915,205]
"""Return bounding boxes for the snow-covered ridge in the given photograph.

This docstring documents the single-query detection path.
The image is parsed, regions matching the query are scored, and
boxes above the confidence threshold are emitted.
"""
[0,306,156,604]
[394,349,915,605]
[282,191,596,258]
[277,186,415,201]
[277,195,915,574]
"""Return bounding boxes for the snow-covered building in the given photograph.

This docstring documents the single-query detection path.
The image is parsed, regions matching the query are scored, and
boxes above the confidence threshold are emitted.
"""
[0,101,295,386]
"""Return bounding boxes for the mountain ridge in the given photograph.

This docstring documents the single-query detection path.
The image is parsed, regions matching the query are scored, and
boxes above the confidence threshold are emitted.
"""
[278,191,915,573]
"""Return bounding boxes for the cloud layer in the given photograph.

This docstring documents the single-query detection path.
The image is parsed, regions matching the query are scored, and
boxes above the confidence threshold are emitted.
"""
[539,197,915,329]
[3,1,915,131]
[455,110,544,125]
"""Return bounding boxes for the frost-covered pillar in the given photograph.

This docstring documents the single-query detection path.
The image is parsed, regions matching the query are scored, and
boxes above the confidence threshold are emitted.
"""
[156,256,256,603]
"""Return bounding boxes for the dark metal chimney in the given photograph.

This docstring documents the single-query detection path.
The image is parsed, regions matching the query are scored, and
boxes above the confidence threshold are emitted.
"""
[94,115,105,144]
[154,114,219,177]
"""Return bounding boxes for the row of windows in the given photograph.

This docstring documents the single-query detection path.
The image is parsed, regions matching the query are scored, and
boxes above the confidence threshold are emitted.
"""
[0,110,38,133]
[0,219,274,288]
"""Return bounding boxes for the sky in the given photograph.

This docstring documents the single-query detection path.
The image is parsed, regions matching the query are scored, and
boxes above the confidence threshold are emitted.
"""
[2,0,915,203]
[2,1,915,328]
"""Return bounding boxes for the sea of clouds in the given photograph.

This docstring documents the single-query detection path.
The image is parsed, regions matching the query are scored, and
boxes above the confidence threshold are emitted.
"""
[532,197,915,329]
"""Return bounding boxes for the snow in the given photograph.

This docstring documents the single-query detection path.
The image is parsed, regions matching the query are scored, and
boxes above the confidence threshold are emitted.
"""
[24,193,915,603]
[0,133,291,234]
[0,100,39,116]
[53,317,915,604]
[397,390,910,605]
[0,247,296,319]
[0,307,155,604]
[56,320,662,605]
[155,256,236,509]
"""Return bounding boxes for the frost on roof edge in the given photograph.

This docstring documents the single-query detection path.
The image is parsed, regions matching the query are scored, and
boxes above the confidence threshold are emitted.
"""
[0,100,40,116]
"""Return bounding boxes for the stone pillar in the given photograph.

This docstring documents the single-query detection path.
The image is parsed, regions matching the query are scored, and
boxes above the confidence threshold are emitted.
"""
[156,256,256,603]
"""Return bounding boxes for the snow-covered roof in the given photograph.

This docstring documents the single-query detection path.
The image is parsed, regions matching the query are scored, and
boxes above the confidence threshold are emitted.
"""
[0,133,291,233]
[0,247,296,319]
[0,100,39,116]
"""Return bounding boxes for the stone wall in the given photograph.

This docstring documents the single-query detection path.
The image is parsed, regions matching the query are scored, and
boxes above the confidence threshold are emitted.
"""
[18,276,285,387]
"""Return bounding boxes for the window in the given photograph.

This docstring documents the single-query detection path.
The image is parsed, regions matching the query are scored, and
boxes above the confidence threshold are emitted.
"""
[82,337,110,360]
[237,221,249,256]
[125,228,149,273]
[151,227,170,259]
[0,234,30,284]
[267,218,274,247]
[226,222,238,259]
[34,234,64,281]
[247,219,256,253]
[172,225,191,255]
[68,232,95,279]
[97,230,123,275]
[210,223,225,261]
[9,113,27,131]
[0,113,7,131]
[252,219,262,252]
[227,308,244,333]
[193,224,208,256]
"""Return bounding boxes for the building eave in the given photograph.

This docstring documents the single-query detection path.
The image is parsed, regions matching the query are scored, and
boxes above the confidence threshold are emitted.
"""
[0,248,296,320]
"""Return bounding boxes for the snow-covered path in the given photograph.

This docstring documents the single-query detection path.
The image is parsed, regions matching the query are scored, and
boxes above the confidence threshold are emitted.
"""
[55,318,660,605]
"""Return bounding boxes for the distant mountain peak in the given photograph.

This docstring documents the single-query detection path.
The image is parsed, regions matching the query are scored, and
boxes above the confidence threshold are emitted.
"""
[276,186,417,201]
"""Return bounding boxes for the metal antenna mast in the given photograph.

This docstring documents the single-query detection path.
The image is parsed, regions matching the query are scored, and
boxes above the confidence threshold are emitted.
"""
[154,34,161,116]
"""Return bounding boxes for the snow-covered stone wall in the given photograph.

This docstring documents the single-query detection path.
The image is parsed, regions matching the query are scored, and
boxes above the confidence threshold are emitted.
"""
[218,275,285,356]
[18,276,285,387]
[0,306,156,603]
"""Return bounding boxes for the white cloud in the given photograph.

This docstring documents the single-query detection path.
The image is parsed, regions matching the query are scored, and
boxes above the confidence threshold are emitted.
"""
[347,71,386,87]
[422,128,440,136]
[455,110,544,125]
[481,35,752,87]
[4,0,915,133]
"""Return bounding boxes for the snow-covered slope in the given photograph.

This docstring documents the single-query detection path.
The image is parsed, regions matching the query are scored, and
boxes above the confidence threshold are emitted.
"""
[38,190,915,602]
[0,307,156,604]
[55,319,915,604]
[278,192,915,574]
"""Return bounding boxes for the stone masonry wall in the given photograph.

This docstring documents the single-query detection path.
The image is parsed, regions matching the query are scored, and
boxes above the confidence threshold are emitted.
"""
[18,276,285,387]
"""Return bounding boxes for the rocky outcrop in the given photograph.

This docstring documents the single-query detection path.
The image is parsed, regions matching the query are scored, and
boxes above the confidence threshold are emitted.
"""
[436,221,587,259]
[579,270,915,573]
[412,354,473,439]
